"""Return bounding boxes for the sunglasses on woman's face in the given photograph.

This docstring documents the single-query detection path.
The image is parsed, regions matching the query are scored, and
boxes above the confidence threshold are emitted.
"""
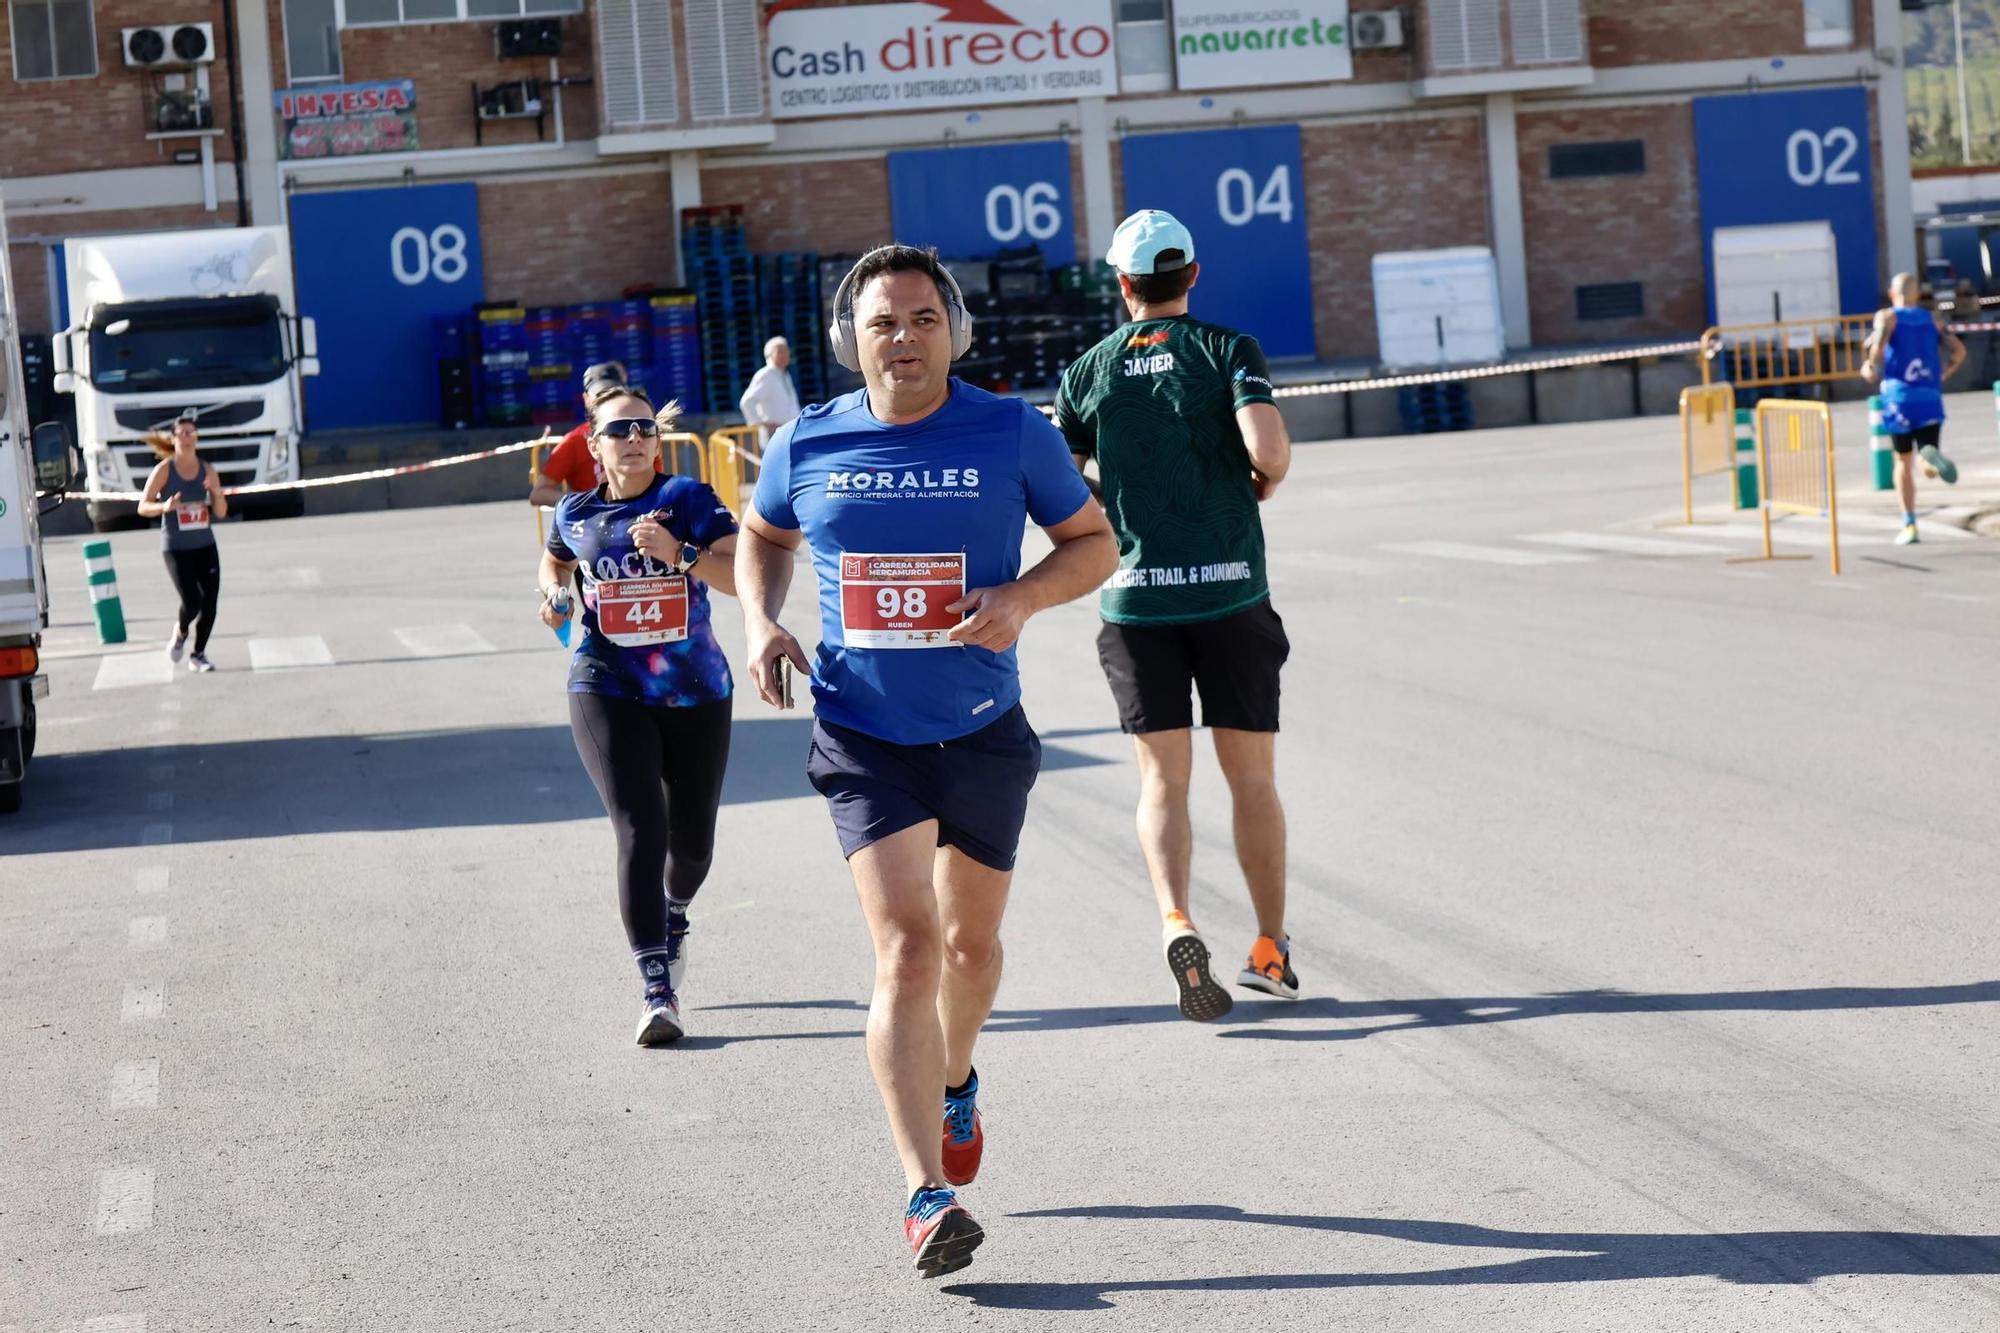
[595,417,662,440]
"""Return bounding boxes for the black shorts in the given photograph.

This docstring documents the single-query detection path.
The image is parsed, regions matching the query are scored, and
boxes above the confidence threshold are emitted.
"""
[1892,424,1942,454]
[1096,599,1290,735]
[805,704,1042,872]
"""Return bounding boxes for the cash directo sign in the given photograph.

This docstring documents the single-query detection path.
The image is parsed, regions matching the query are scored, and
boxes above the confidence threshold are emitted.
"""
[766,0,1116,119]
[1173,1,1352,91]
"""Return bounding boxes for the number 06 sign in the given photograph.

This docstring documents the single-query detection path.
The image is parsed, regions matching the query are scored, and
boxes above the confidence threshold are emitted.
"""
[888,141,1077,266]
[840,553,966,649]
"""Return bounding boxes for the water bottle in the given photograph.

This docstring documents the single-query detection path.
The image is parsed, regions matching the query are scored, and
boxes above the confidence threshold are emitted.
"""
[549,586,573,647]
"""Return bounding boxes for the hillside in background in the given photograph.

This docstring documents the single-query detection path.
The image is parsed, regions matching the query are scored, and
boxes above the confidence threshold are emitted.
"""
[1906,0,2000,167]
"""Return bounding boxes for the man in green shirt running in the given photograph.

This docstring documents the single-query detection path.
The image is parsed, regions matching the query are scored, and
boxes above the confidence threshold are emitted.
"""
[1053,209,1297,1023]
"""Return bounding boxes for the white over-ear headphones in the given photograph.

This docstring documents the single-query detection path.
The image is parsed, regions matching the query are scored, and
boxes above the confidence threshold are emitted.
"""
[827,247,975,373]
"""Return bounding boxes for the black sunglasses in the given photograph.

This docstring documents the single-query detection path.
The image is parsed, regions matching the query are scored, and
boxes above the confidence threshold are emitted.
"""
[595,417,662,439]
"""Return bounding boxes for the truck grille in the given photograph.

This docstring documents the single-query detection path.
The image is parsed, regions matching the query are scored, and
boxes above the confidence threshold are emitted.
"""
[113,401,266,432]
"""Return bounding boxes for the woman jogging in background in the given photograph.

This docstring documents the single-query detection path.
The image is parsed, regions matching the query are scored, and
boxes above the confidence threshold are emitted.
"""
[537,388,742,1046]
[137,408,226,673]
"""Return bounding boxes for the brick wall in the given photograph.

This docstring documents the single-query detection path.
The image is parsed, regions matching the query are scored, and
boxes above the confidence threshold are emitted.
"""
[1516,103,1705,343]
[474,169,671,306]
[0,0,241,177]
[1586,0,1870,68]
[6,204,235,334]
[701,157,893,256]
[1301,114,1490,360]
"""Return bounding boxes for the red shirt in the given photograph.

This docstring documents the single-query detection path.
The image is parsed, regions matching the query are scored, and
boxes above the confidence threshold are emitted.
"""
[539,422,663,493]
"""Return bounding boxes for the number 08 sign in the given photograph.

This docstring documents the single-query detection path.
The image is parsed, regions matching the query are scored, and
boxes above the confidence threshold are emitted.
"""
[840,553,966,649]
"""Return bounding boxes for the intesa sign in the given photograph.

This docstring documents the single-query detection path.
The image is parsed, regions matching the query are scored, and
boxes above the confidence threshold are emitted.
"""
[766,0,1117,119]
[1172,1,1352,91]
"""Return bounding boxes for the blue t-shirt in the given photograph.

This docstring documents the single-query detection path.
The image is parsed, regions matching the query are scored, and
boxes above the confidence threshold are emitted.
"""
[1880,308,1945,432]
[547,473,739,706]
[752,380,1093,745]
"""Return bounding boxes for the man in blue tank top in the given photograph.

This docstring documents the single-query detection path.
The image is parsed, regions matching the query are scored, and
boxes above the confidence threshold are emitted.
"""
[1863,272,1966,545]
[735,245,1114,1279]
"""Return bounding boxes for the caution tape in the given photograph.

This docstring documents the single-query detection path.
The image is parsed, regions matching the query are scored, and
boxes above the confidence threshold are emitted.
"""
[76,431,559,503]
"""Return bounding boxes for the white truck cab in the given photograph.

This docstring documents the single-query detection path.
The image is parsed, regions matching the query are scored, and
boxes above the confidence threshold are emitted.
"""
[52,227,318,532]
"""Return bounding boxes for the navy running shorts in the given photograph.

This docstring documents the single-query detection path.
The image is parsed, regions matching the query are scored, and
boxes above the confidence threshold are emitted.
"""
[806,704,1042,871]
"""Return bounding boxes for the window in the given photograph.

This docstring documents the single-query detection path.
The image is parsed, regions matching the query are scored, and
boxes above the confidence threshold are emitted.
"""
[1549,140,1645,178]
[1511,0,1583,65]
[1575,282,1644,321]
[284,0,342,80]
[1118,0,1170,93]
[10,0,96,81]
[684,0,760,119]
[1804,0,1852,49]
[337,0,578,28]
[1429,0,1502,73]
[599,0,675,125]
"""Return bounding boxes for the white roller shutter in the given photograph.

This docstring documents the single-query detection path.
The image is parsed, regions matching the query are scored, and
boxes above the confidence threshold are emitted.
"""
[599,0,677,126]
[685,0,762,120]
[1429,0,1503,73]
[1512,0,1584,65]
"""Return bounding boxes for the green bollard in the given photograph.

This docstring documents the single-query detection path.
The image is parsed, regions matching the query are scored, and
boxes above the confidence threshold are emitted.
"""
[84,539,127,645]
[1732,407,1759,510]
[1868,395,1894,490]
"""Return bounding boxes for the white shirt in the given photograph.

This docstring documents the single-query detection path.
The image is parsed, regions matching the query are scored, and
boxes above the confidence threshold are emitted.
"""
[738,364,801,430]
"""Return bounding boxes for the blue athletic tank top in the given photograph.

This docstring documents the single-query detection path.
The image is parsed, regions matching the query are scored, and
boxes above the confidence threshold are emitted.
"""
[1879,308,1944,432]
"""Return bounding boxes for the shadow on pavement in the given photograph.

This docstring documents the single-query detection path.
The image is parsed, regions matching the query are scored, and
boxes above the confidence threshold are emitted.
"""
[9,715,1110,853]
[943,1206,2000,1309]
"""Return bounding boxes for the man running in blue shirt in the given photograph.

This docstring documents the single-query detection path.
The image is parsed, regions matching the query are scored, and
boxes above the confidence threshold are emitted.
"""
[1863,271,1966,545]
[735,245,1115,1279]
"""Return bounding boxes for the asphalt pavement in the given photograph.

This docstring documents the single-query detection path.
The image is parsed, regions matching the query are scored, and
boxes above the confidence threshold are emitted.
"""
[6,398,2000,1331]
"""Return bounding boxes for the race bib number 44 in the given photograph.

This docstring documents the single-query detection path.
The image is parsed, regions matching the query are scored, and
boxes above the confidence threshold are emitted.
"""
[840,553,965,649]
[175,500,209,531]
[597,575,689,647]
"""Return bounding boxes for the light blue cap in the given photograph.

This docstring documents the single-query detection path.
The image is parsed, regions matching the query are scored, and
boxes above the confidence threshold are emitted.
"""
[1105,209,1195,275]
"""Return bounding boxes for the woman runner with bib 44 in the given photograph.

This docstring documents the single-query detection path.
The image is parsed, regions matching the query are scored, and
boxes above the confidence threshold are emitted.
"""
[137,408,227,673]
[538,388,741,1045]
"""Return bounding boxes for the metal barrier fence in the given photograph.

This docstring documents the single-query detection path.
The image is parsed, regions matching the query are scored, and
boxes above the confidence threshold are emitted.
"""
[1675,383,1737,524]
[706,425,764,509]
[1699,315,1876,390]
[661,431,710,484]
[1731,399,1840,576]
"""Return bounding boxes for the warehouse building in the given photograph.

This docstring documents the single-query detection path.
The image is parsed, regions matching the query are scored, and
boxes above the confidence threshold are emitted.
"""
[1,0,1917,432]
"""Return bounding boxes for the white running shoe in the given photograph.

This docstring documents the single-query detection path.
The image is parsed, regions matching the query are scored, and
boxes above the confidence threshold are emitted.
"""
[167,631,186,663]
[186,653,215,673]
[1895,523,1920,547]
[635,991,684,1046]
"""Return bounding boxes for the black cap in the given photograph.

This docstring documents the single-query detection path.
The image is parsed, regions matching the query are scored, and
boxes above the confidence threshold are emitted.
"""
[582,361,627,394]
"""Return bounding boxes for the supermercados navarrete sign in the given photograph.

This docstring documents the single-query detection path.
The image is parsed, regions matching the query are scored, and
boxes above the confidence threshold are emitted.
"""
[766,0,1117,119]
[1172,1,1353,91]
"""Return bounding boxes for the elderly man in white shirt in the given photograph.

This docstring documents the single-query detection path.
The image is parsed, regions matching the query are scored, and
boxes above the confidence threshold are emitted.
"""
[738,336,802,444]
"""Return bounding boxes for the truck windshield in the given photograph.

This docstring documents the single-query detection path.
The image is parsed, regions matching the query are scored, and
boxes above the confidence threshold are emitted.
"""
[90,300,286,393]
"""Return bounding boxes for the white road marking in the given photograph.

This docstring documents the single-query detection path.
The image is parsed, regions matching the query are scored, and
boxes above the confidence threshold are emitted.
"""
[134,866,169,896]
[83,1316,148,1333]
[393,623,496,658]
[147,717,177,734]
[128,917,167,950]
[1380,541,1595,567]
[145,791,174,813]
[1926,591,1990,603]
[1267,550,1401,577]
[107,1059,161,1111]
[158,697,182,713]
[248,636,334,671]
[1843,512,1976,542]
[92,1168,155,1234]
[140,824,172,847]
[93,654,173,691]
[1718,569,1771,580]
[1524,531,1737,557]
[121,984,163,1023]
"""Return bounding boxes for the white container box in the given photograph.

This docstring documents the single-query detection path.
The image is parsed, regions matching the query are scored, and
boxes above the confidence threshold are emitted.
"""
[1372,247,1506,370]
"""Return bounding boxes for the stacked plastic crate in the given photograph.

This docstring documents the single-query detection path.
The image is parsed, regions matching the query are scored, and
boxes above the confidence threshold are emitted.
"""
[755,251,827,407]
[477,306,531,427]
[599,298,654,401]
[1396,382,1474,433]
[649,293,704,414]
[525,306,572,428]
[433,315,476,429]
[681,206,758,414]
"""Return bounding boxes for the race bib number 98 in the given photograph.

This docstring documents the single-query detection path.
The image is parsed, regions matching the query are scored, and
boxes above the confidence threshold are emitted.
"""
[839,553,965,649]
[175,500,209,531]
[597,576,689,646]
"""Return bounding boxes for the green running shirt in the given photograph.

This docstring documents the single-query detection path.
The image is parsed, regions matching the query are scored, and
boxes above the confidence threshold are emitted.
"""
[1054,314,1276,625]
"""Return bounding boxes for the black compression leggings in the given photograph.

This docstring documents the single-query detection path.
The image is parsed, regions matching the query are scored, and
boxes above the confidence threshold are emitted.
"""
[568,694,732,953]
[162,547,221,654]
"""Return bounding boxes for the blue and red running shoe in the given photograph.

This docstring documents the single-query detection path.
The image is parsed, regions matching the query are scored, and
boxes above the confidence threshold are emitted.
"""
[905,1185,983,1278]
[941,1071,982,1186]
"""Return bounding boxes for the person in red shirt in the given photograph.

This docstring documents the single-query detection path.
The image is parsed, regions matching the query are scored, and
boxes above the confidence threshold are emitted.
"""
[528,362,663,507]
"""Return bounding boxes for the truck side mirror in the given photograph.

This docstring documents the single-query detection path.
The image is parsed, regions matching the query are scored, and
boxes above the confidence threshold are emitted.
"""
[51,331,78,393]
[31,421,74,496]
[299,357,321,378]
[301,317,318,358]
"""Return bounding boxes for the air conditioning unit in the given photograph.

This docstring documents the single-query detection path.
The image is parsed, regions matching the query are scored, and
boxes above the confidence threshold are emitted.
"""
[123,23,215,67]
[1351,9,1406,51]
[497,18,562,59]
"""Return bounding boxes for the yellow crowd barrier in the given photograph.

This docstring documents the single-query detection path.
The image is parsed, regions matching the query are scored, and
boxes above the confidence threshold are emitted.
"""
[1699,314,1875,390]
[1729,399,1840,576]
[660,431,710,484]
[1675,383,1736,524]
[707,425,764,510]
[529,434,552,544]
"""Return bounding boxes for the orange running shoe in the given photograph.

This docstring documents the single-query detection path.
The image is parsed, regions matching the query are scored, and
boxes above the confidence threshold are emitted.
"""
[941,1070,982,1186]
[1163,915,1233,1021]
[1238,935,1301,1000]
[905,1186,983,1278]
